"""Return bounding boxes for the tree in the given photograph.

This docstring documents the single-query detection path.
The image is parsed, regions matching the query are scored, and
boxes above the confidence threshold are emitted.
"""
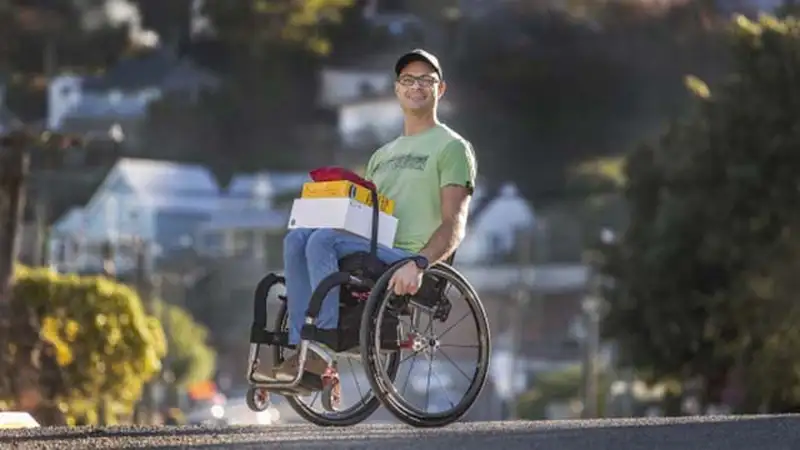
[200,0,355,57]
[447,0,730,205]
[601,13,800,413]
[0,265,167,425]
[152,298,216,391]
[140,0,360,179]
[0,2,134,123]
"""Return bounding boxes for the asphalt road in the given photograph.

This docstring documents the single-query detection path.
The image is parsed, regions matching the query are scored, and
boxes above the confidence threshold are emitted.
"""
[2,415,799,450]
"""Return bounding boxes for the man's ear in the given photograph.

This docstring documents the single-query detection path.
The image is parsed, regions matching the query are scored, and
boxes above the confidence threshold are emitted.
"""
[438,80,448,99]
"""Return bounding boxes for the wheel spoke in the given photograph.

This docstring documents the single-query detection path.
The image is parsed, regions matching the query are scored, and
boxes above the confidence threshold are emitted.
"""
[400,353,419,396]
[424,356,432,412]
[437,348,474,383]
[431,369,456,410]
[436,310,470,340]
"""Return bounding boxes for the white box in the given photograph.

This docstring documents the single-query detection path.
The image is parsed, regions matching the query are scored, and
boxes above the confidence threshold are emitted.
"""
[288,197,398,248]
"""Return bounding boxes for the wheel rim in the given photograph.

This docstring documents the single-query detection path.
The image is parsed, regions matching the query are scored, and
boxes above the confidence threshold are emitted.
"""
[367,266,491,421]
[251,387,270,410]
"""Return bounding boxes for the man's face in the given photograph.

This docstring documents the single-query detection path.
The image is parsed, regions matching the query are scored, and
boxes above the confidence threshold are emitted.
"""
[394,60,445,113]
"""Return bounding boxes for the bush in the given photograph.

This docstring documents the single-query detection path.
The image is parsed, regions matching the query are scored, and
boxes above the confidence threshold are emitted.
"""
[516,365,610,420]
[0,266,167,425]
[151,298,216,389]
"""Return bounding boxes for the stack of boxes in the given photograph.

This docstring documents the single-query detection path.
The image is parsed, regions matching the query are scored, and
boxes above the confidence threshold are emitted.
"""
[288,180,398,247]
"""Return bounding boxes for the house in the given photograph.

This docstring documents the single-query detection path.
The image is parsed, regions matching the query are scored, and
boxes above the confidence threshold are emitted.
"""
[47,46,220,152]
[195,170,309,264]
[456,183,537,265]
[48,157,221,273]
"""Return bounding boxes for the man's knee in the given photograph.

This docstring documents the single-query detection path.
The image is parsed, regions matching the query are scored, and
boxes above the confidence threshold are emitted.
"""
[284,228,314,256]
[306,228,342,253]
[304,228,349,258]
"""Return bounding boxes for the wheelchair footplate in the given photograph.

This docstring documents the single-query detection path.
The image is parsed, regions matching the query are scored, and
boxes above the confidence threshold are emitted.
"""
[247,338,339,399]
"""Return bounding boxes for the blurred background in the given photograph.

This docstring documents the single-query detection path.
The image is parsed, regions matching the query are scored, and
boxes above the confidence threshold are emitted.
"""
[1,0,797,427]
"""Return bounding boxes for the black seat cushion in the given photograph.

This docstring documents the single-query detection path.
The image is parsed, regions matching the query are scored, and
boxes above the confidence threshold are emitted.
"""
[337,251,389,280]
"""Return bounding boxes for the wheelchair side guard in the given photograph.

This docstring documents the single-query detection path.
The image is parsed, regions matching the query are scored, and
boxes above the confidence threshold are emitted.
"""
[249,272,287,345]
[300,271,374,347]
[247,272,318,394]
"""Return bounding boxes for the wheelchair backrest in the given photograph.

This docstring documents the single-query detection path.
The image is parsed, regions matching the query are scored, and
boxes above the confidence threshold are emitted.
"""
[445,249,457,266]
[444,249,458,266]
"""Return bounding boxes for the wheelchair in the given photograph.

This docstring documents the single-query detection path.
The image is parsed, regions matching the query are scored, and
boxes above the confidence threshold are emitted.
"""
[245,188,491,428]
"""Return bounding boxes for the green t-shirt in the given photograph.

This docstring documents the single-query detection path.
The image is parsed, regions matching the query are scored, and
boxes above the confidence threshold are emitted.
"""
[364,123,477,253]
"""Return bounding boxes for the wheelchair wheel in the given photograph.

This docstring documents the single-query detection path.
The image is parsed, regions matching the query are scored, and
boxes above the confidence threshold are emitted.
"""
[273,302,401,426]
[359,262,491,428]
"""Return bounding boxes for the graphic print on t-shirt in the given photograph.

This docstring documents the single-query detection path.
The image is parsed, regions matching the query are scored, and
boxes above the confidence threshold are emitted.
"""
[372,154,430,174]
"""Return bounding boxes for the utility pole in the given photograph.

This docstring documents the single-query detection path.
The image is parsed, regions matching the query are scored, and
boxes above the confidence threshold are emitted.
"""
[98,240,117,425]
[508,227,537,420]
[580,228,614,419]
[132,238,158,424]
[0,131,30,304]
[581,284,601,419]
[0,131,32,406]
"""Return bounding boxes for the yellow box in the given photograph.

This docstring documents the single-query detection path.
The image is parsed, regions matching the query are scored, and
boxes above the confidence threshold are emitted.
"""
[301,181,395,215]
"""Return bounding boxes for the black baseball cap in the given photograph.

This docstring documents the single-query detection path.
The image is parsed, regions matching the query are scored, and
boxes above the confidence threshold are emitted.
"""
[394,49,443,79]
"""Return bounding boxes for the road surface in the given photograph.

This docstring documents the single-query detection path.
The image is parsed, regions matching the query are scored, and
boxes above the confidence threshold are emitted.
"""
[2,415,799,449]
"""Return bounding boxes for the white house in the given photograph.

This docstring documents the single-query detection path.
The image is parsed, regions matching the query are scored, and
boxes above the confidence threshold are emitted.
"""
[49,157,221,273]
[456,182,536,265]
[47,47,220,151]
[195,170,309,262]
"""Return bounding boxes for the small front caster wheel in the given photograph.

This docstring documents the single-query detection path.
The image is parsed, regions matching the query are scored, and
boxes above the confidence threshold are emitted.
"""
[321,367,341,413]
[246,386,271,412]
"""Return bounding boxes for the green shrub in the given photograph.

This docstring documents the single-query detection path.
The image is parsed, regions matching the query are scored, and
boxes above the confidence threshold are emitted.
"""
[0,265,167,425]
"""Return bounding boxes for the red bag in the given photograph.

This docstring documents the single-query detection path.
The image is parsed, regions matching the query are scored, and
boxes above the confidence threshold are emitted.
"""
[309,166,376,191]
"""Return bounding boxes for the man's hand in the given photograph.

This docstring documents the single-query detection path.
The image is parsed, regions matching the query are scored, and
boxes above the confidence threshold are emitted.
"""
[388,261,424,296]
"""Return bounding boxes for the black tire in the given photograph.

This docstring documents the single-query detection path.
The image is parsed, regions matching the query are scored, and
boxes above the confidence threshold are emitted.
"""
[273,301,400,426]
[359,262,491,428]
[246,386,271,412]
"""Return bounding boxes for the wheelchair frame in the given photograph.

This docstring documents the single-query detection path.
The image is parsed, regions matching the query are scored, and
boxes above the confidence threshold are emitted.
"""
[246,183,491,427]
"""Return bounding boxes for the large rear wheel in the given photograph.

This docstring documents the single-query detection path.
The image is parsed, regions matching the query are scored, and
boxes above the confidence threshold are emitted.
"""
[360,263,491,427]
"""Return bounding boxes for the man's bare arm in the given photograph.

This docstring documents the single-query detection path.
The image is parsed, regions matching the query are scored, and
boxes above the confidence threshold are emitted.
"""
[417,184,471,265]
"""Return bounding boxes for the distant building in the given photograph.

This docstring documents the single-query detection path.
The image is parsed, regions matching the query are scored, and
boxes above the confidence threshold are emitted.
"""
[47,47,220,152]
[49,157,220,273]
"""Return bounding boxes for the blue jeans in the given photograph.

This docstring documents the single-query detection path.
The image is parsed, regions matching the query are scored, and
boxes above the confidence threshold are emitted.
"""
[283,228,414,345]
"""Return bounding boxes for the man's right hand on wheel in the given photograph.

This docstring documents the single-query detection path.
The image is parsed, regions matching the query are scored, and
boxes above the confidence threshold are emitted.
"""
[388,260,424,296]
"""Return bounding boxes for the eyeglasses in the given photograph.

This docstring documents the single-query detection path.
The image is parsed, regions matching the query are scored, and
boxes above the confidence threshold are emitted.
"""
[396,74,440,88]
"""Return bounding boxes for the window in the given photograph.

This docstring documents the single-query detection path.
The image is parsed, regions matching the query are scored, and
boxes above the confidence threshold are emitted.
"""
[202,232,223,254]
[232,230,255,256]
[108,90,122,104]
[154,210,211,254]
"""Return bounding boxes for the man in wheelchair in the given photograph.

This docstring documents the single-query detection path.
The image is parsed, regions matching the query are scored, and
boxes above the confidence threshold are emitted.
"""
[271,49,478,388]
